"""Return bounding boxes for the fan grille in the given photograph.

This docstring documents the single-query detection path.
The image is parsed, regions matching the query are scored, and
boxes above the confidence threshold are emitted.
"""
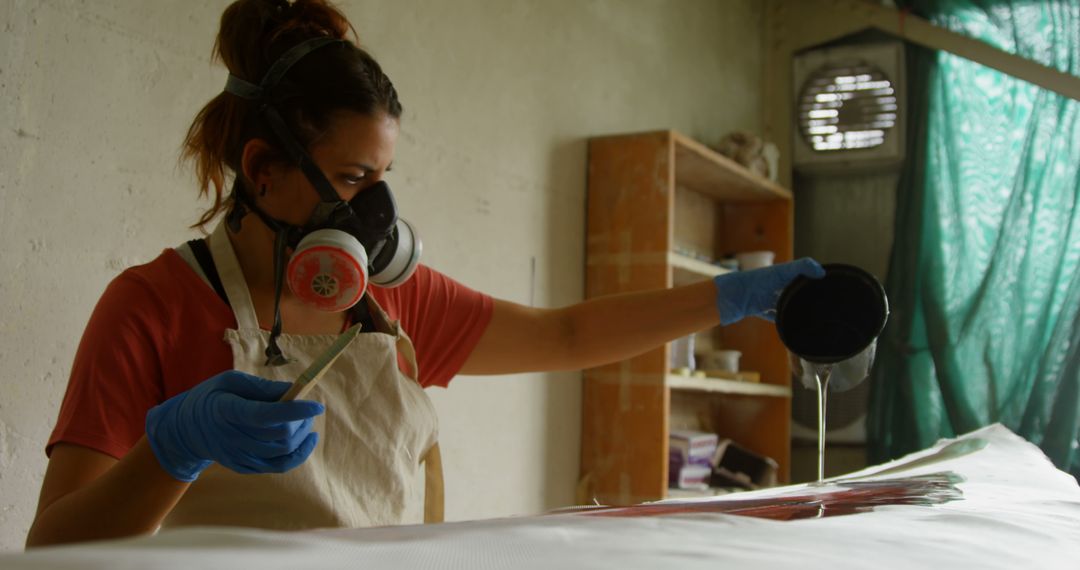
[797,62,898,152]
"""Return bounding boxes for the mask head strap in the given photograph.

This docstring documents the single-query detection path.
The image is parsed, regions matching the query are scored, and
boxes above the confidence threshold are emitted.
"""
[223,36,353,366]
[224,36,350,217]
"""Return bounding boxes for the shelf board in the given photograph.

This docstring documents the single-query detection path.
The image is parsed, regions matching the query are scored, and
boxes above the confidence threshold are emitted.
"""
[672,131,792,202]
[667,374,791,398]
[668,252,732,286]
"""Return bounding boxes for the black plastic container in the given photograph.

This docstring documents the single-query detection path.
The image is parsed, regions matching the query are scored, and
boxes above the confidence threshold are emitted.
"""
[776,264,889,392]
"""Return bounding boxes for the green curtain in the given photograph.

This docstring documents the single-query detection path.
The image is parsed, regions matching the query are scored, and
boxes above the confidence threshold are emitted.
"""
[868,0,1080,478]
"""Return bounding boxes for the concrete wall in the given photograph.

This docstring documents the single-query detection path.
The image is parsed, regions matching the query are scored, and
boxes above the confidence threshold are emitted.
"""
[0,0,765,550]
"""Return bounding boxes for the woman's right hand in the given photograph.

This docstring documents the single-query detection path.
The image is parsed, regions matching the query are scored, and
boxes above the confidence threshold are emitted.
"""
[145,370,324,482]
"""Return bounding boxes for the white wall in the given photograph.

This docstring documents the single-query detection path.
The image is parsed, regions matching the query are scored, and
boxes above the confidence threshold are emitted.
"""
[0,0,764,550]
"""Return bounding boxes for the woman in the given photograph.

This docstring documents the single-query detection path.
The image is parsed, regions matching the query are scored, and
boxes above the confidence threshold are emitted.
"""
[26,0,822,547]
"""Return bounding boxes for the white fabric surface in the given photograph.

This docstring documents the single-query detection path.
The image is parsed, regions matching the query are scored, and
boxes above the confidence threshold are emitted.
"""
[8,424,1080,569]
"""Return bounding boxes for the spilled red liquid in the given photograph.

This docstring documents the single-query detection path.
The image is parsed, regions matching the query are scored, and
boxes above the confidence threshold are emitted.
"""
[577,472,964,521]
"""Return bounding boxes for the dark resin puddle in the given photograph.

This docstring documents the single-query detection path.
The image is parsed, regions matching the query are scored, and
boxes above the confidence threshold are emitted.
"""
[579,472,964,521]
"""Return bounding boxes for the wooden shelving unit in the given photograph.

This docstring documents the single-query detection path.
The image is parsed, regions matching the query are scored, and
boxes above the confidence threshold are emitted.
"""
[581,130,794,506]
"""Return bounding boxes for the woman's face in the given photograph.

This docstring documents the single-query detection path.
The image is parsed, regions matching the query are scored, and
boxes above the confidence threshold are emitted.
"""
[258,110,399,226]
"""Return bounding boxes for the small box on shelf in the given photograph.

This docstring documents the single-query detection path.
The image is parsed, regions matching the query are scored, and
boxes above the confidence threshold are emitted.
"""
[668,430,780,495]
[669,429,718,490]
[670,464,712,490]
[711,439,779,490]
[669,429,719,463]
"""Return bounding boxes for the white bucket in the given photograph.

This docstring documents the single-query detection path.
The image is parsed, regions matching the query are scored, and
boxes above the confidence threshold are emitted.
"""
[700,349,741,372]
[736,251,775,270]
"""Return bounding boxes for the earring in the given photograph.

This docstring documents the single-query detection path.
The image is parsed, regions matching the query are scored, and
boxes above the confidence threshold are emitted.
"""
[259,184,268,197]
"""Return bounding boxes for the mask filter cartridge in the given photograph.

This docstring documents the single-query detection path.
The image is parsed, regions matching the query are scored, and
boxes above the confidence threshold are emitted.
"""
[286,229,369,312]
[371,218,421,288]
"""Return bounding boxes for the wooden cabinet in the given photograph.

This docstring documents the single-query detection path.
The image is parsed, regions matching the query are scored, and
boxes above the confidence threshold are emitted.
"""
[581,130,794,506]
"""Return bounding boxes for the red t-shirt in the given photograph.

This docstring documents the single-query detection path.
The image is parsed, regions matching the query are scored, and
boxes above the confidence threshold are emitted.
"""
[47,249,493,460]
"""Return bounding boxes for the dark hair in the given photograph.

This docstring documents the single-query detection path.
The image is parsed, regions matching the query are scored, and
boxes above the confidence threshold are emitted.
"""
[182,0,403,230]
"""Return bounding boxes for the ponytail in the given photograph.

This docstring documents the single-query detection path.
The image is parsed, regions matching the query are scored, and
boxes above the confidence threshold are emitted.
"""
[181,0,401,230]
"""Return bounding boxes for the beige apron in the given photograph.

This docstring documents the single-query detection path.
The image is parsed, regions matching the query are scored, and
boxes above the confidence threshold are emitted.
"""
[164,222,443,529]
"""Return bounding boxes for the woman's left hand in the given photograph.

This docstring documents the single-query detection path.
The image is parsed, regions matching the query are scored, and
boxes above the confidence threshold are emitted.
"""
[712,258,825,325]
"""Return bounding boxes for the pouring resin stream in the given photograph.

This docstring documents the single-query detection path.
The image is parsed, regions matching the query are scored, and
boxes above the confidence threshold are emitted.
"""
[776,264,889,483]
[815,366,831,482]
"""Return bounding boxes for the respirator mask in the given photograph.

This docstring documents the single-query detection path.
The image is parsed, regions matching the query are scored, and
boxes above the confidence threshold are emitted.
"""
[223,37,421,365]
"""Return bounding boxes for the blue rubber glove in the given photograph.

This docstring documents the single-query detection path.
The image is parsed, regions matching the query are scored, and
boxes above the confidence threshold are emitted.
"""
[713,258,825,325]
[145,370,325,482]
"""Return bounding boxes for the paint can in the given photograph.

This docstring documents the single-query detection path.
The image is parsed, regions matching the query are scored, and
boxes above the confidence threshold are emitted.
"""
[775,264,889,392]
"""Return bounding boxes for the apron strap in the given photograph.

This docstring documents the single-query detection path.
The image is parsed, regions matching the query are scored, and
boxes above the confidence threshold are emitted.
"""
[208,221,261,330]
[186,238,230,307]
[366,296,422,383]
[422,442,445,524]
[365,295,440,522]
